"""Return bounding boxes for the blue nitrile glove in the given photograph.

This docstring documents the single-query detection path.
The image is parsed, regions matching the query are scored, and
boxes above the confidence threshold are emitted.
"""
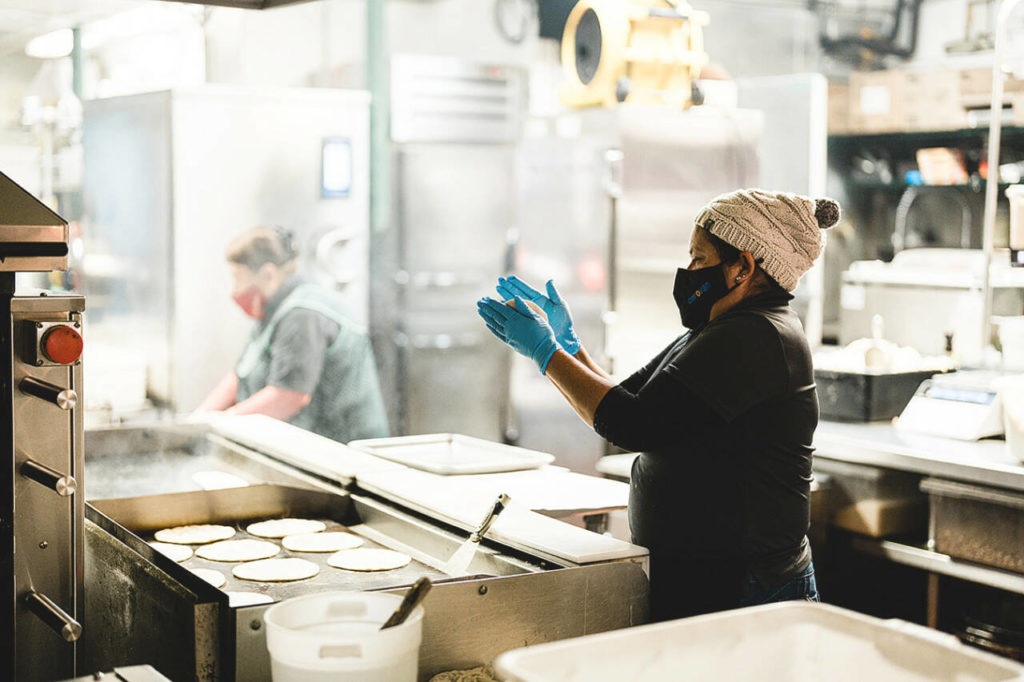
[477,295,560,374]
[495,276,581,355]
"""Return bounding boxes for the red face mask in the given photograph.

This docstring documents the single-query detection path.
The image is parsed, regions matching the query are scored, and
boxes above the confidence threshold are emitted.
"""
[232,286,265,320]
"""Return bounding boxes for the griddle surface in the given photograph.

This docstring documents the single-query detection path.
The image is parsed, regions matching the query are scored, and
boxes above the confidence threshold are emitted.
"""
[148,518,449,602]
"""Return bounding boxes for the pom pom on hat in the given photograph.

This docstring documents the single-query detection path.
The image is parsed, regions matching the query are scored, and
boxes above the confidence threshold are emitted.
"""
[694,189,841,291]
[814,198,840,229]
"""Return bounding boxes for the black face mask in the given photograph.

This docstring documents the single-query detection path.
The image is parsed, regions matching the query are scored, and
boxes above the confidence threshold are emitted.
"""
[673,264,736,329]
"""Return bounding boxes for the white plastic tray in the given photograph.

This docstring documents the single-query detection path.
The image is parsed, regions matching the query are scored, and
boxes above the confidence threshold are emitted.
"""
[347,434,555,475]
[494,602,1024,682]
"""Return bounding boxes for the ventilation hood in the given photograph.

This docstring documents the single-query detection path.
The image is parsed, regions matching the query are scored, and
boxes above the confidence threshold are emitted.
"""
[0,171,69,273]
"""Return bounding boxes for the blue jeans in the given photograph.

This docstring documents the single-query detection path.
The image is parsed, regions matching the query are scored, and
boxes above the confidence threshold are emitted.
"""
[737,561,820,608]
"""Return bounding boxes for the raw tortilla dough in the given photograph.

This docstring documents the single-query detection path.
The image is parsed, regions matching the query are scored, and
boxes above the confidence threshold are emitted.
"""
[282,531,363,553]
[327,548,412,572]
[149,541,194,563]
[196,539,280,562]
[232,558,320,582]
[154,524,235,545]
[226,591,275,607]
[246,518,326,538]
[191,568,226,588]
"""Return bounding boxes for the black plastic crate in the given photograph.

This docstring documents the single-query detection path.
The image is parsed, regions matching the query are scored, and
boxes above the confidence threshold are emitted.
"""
[815,369,939,422]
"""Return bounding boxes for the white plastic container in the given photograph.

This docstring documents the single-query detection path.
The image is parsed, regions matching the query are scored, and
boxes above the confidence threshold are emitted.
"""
[494,602,1024,682]
[996,374,1024,463]
[998,317,1024,370]
[263,591,423,682]
[1006,184,1024,254]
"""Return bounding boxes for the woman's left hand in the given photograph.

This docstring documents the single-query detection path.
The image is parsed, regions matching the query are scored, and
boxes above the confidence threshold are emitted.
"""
[477,295,560,374]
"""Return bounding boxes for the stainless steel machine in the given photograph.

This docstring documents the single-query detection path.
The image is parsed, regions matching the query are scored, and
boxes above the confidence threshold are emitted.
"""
[379,55,524,441]
[81,419,649,681]
[0,171,86,680]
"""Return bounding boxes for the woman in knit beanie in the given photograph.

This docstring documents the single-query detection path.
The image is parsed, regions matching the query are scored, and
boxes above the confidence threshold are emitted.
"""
[478,189,839,621]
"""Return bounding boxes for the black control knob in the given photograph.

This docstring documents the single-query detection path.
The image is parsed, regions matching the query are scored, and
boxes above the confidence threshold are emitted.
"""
[20,376,77,410]
[25,591,81,642]
[21,459,76,497]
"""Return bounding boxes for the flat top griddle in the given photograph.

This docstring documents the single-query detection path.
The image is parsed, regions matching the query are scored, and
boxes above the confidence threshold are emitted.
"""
[89,485,459,607]
[86,449,233,500]
[151,517,449,602]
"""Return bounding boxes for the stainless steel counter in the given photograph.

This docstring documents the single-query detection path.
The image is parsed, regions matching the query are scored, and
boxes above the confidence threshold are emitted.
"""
[813,420,1024,492]
[597,422,1024,493]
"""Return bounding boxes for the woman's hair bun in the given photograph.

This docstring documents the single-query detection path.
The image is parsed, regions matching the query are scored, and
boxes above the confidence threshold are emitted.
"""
[814,198,840,229]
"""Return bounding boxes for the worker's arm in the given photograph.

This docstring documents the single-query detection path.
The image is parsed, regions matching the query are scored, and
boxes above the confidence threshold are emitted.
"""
[226,385,312,420]
[194,371,239,412]
[542,349,616,424]
[569,346,611,381]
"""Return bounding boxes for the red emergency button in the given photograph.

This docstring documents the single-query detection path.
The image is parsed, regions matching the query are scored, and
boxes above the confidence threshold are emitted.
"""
[42,325,83,365]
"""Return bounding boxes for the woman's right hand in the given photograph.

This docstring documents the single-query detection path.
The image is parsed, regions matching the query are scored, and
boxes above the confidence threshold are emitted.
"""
[496,276,581,354]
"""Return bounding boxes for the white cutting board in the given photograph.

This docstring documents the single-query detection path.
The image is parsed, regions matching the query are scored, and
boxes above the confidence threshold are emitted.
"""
[208,414,404,482]
[356,467,646,565]
[455,469,628,515]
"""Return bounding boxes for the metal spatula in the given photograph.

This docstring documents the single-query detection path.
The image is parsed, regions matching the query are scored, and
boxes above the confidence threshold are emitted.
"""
[442,493,511,576]
[381,576,432,630]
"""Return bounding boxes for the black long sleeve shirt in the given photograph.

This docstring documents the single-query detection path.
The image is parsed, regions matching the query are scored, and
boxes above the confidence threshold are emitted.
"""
[593,291,818,588]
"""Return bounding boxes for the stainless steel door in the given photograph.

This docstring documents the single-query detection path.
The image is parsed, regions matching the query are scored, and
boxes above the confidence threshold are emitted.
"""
[395,144,515,439]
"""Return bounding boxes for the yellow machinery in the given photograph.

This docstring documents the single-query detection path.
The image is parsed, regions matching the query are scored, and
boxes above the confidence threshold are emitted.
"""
[561,0,710,109]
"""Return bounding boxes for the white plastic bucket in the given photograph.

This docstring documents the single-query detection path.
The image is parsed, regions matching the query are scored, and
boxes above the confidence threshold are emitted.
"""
[263,591,423,682]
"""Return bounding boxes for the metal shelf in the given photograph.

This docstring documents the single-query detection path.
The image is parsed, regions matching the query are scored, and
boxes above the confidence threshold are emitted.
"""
[842,181,1013,191]
[829,126,1024,144]
[851,536,1024,595]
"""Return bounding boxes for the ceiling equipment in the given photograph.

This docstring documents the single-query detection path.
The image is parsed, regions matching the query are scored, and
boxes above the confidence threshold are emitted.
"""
[560,0,709,109]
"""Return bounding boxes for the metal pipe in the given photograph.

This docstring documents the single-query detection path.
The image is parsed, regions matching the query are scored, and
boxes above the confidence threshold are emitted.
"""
[981,0,1023,364]
[71,27,83,100]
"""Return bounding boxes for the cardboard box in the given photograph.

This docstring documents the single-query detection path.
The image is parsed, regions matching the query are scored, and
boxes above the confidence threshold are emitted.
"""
[849,70,906,133]
[959,66,1024,97]
[828,82,850,134]
[905,69,969,131]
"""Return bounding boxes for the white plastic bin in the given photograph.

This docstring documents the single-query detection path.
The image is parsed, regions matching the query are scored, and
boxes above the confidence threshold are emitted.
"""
[998,318,1024,371]
[494,602,1024,682]
[996,374,1024,463]
[263,591,423,682]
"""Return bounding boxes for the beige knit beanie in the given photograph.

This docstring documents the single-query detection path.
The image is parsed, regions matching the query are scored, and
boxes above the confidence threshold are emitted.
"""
[694,188,840,291]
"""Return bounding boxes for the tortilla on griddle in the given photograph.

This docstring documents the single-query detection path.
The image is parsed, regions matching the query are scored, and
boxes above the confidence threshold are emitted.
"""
[153,524,235,545]
[245,518,326,538]
[232,558,320,582]
[196,539,280,562]
[149,541,194,562]
[191,568,227,588]
[282,531,363,553]
[226,591,275,607]
[327,548,412,572]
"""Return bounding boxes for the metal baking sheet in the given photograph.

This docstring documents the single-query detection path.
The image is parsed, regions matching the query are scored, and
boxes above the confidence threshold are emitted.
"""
[348,433,555,475]
[89,485,449,604]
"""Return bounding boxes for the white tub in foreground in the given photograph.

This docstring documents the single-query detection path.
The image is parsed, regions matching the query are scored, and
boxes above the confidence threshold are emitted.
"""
[494,602,1024,682]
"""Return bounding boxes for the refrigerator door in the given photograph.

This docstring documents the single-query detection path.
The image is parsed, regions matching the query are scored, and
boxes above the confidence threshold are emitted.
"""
[394,144,515,440]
